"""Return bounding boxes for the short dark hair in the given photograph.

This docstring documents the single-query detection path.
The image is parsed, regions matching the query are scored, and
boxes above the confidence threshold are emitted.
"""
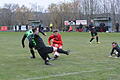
[53,30,58,33]
[112,42,117,45]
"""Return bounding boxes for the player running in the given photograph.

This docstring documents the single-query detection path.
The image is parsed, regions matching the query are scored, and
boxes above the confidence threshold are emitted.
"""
[109,42,120,58]
[89,21,100,44]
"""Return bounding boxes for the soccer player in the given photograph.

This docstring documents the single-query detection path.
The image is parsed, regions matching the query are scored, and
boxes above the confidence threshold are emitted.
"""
[22,26,48,59]
[109,42,120,58]
[89,21,100,44]
[31,27,70,65]
[48,30,63,60]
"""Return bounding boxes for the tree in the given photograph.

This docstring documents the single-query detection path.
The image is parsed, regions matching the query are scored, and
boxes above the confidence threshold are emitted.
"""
[14,5,33,25]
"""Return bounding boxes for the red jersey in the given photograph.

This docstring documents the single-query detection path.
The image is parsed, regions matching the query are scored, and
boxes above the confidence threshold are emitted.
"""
[48,33,63,46]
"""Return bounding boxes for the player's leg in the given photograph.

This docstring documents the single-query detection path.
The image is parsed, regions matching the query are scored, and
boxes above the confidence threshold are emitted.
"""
[96,36,98,42]
[53,44,59,59]
[43,46,70,55]
[51,44,61,60]
[109,50,118,57]
[37,47,70,65]
[90,32,95,43]
[117,53,120,57]
[90,37,94,42]
[95,33,100,44]
[54,52,60,58]
[37,49,51,65]
[115,52,120,58]
[53,45,62,60]
[37,46,70,62]
[30,48,35,58]
[53,47,70,55]
[47,55,51,60]
[29,43,35,59]
[109,50,115,57]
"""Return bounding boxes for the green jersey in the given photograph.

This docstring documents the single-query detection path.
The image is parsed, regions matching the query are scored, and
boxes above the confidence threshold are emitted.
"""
[25,30,33,41]
[26,30,37,46]
[22,29,46,47]
[22,29,37,48]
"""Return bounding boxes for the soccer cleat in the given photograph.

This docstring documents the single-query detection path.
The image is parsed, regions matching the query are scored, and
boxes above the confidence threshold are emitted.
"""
[49,58,57,61]
[108,55,112,57]
[45,62,52,65]
[30,56,35,59]
[49,56,59,61]
[97,42,100,44]
[66,50,70,55]
[115,56,119,58]
[47,57,52,60]
[47,58,50,60]
[89,42,92,44]
[54,55,59,59]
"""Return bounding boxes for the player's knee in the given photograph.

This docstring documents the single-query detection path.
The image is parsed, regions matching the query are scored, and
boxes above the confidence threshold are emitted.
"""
[53,47,57,51]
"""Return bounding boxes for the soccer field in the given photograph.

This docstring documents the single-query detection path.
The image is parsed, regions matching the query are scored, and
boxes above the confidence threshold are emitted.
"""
[0,32,120,80]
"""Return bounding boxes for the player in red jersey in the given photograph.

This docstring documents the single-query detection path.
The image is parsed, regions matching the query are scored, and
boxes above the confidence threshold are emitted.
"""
[48,30,63,60]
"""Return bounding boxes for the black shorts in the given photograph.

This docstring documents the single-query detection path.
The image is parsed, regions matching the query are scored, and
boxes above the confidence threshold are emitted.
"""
[38,47,53,54]
[36,47,53,61]
[91,32,97,37]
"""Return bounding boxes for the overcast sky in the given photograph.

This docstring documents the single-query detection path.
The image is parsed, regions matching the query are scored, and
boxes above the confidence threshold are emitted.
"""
[0,0,72,10]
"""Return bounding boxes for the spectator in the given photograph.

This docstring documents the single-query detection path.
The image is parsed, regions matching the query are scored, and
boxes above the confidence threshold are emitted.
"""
[115,22,119,32]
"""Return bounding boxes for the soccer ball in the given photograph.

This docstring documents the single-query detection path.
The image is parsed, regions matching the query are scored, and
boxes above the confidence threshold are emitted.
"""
[54,52,60,56]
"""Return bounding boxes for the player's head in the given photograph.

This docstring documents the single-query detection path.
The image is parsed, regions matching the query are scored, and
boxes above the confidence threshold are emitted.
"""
[32,27,39,35]
[112,42,118,48]
[36,26,39,31]
[53,30,58,36]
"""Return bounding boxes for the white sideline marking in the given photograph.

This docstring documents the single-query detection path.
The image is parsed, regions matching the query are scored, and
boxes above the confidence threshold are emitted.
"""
[23,68,114,80]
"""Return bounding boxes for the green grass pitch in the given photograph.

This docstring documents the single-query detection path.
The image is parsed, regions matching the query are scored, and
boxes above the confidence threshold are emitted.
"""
[0,32,120,80]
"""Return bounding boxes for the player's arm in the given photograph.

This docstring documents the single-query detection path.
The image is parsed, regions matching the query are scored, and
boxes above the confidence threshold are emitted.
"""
[110,48,115,55]
[53,40,63,44]
[53,35,63,44]
[22,34,27,48]
[39,30,47,36]
[48,35,54,45]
